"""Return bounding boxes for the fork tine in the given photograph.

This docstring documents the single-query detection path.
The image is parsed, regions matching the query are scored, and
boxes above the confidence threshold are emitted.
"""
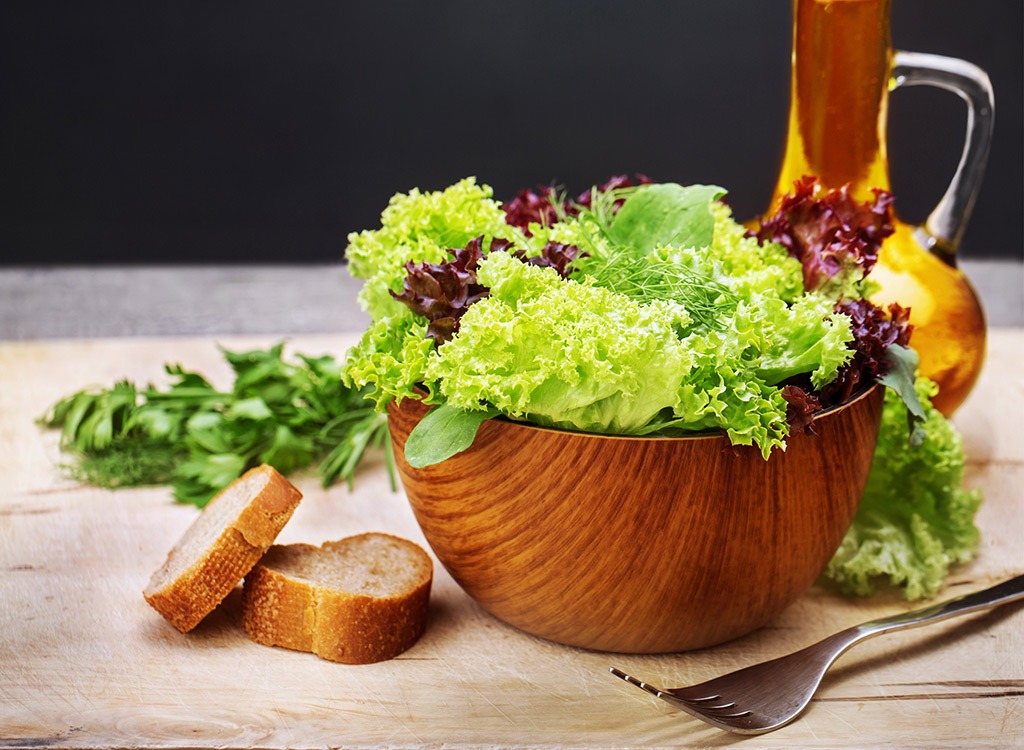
[679,694,723,704]
[609,667,665,699]
[611,668,726,705]
[609,669,747,713]
[611,668,758,731]
[690,705,753,718]
[684,700,736,710]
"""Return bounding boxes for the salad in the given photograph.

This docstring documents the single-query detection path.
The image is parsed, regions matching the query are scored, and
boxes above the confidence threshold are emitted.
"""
[343,175,982,599]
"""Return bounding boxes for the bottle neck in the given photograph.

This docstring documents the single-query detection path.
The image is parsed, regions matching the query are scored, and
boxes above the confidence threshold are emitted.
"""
[772,0,894,206]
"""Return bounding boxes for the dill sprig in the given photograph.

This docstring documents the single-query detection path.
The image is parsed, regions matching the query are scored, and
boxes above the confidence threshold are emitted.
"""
[563,187,738,329]
[63,439,181,489]
[582,254,738,329]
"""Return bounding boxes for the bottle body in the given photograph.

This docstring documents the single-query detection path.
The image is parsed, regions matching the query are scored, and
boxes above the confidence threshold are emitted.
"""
[770,0,986,415]
[868,224,986,415]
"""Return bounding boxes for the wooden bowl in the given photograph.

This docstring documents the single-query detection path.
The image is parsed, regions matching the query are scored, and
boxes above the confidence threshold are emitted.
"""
[387,385,885,653]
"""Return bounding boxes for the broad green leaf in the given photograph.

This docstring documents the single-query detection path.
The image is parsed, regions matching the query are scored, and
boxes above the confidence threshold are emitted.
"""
[130,405,178,438]
[404,404,497,468]
[879,344,926,446]
[176,453,246,493]
[260,424,315,475]
[228,397,274,421]
[185,411,236,454]
[608,183,725,254]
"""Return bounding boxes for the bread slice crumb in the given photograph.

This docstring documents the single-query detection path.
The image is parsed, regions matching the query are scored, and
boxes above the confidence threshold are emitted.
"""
[144,464,302,632]
[242,533,433,664]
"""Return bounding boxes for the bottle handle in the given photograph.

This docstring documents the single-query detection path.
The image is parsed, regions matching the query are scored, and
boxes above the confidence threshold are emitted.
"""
[889,51,995,266]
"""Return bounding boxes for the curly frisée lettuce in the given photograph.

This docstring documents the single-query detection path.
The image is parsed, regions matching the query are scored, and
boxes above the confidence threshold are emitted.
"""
[427,251,700,436]
[345,177,517,322]
[344,178,861,461]
[823,378,981,599]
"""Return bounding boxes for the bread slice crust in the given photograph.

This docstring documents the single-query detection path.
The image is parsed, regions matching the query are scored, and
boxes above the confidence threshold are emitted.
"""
[242,533,433,664]
[144,464,303,633]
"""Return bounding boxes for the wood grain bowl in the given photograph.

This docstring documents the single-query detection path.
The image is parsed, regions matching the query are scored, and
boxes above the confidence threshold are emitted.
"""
[387,384,885,653]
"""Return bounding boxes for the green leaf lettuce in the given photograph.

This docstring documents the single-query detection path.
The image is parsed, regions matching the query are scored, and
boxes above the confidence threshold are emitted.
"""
[824,377,982,599]
[344,182,858,460]
[427,250,697,435]
[345,177,518,321]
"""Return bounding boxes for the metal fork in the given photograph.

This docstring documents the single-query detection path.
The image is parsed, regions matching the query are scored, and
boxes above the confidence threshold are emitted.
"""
[611,573,1024,735]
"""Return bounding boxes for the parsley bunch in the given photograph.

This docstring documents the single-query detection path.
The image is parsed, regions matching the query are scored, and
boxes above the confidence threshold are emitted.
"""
[40,344,390,507]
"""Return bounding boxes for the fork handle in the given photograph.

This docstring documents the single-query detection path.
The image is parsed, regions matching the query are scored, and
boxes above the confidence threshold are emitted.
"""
[854,573,1024,641]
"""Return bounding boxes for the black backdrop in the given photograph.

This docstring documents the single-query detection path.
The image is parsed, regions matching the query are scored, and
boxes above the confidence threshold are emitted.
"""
[1,1,1020,265]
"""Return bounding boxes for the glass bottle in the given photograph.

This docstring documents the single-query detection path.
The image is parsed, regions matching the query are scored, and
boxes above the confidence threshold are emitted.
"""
[768,0,994,415]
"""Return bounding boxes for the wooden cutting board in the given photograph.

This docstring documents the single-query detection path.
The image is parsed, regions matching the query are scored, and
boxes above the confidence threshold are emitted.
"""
[1,332,1021,749]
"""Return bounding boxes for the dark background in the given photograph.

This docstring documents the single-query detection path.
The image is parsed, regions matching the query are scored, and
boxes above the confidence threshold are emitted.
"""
[1,1,1020,265]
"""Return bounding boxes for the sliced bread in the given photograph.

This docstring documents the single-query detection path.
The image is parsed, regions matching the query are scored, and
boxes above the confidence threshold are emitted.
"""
[241,533,433,664]
[144,464,303,632]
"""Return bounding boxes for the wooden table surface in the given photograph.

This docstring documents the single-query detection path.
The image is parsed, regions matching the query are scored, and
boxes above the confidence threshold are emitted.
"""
[1,330,1022,750]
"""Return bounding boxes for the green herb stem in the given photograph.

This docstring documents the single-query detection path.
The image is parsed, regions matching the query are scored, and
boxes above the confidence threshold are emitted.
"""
[40,344,389,507]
